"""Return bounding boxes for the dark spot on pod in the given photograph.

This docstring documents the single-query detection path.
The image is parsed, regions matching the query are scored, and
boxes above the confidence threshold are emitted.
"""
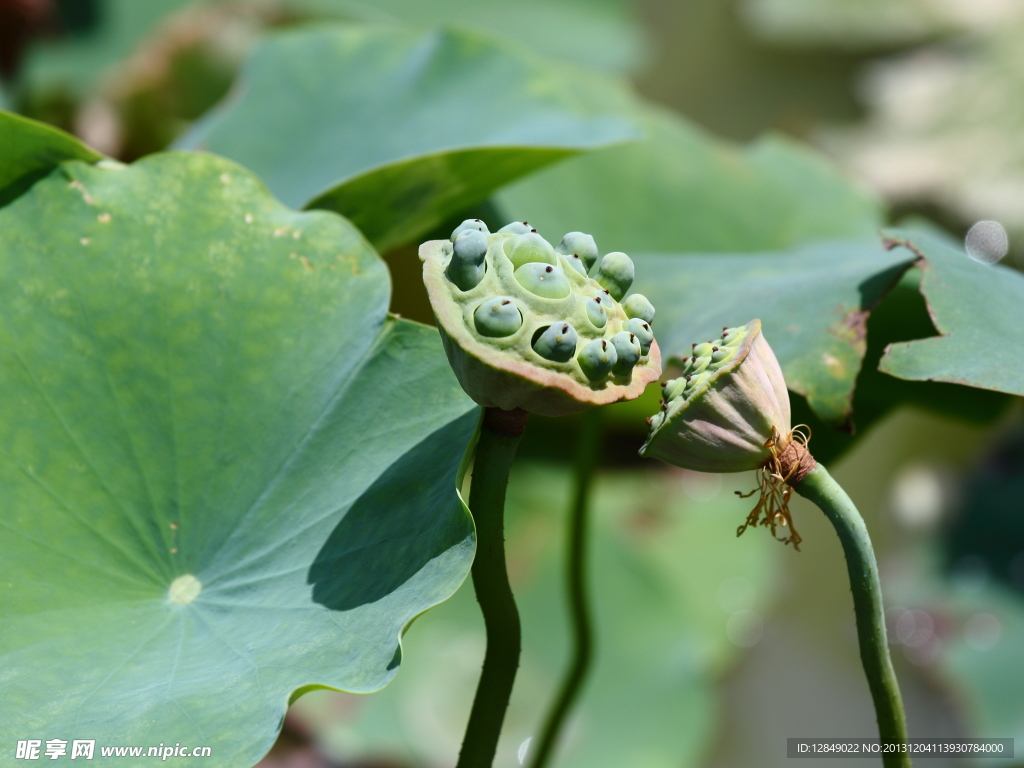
[595,296,602,304]
[501,300,510,305]
[629,334,635,342]
[602,289,610,295]
[691,357,697,362]
[522,221,529,225]
[545,266,553,273]
[685,375,691,381]
[643,323,650,331]
[475,219,482,222]
[692,343,697,348]
[601,340,607,349]
[645,417,653,425]
[712,346,718,351]
[723,326,728,331]
[661,381,667,387]
[562,324,569,333]
[531,229,537,233]
[661,402,668,410]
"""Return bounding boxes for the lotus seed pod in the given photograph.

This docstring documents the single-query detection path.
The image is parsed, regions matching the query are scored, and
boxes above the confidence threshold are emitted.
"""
[578,338,618,381]
[556,232,599,272]
[622,293,655,324]
[504,232,559,270]
[420,221,661,416]
[640,319,791,472]
[445,229,489,290]
[584,295,608,329]
[451,218,489,240]
[498,221,533,235]
[532,322,578,363]
[594,252,634,301]
[514,262,571,299]
[562,252,588,277]
[624,317,654,353]
[610,331,641,376]
[474,297,523,337]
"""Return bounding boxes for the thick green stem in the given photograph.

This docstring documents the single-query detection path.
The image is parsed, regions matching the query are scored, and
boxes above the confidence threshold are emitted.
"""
[528,410,601,768]
[794,464,911,768]
[456,408,527,768]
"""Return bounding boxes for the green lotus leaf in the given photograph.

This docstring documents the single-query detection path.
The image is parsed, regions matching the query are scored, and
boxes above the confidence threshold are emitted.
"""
[175,25,640,252]
[0,151,478,767]
[879,229,1024,397]
[0,111,102,206]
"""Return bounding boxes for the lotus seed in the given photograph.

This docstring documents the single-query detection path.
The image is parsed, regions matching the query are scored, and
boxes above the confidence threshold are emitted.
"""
[663,377,686,400]
[474,297,523,337]
[585,295,608,329]
[513,262,571,299]
[451,218,489,240]
[610,331,641,376]
[498,221,533,235]
[693,342,714,357]
[446,229,488,291]
[578,338,618,380]
[595,252,634,301]
[532,322,578,362]
[556,232,599,272]
[711,345,734,364]
[622,293,655,324]
[504,232,558,270]
[624,317,654,354]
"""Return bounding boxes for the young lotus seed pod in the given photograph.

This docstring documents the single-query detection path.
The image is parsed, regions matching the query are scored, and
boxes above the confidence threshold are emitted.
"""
[451,218,490,240]
[498,221,534,235]
[584,295,608,329]
[420,222,661,416]
[446,228,489,291]
[556,232,600,272]
[640,319,790,473]
[624,317,654,353]
[578,338,618,381]
[514,262,571,299]
[610,331,641,376]
[474,297,523,337]
[532,323,578,362]
[622,293,655,324]
[594,252,634,300]
[504,232,558,269]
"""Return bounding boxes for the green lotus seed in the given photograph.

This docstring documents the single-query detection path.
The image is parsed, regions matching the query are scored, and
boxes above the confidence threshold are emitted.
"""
[692,342,714,357]
[691,355,712,375]
[498,221,534,235]
[474,297,523,337]
[451,218,489,240]
[584,295,608,329]
[610,331,641,376]
[513,262,571,299]
[556,232,599,272]
[595,252,634,301]
[711,345,734,364]
[562,252,588,277]
[446,228,488,291]
[578,338,617,380]
[622,293,655,324]
[532,322,578,362]
[663,377,686,400]
[624,317,654,354]
[504,232,557,269]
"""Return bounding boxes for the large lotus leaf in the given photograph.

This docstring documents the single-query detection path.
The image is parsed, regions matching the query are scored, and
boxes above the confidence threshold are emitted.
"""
[0,151,478,767]
[880,230,1024,396]
[175,25,639,253]
[0,111,102,206]
[633,240,916,428]
[496,105,883,255]
[286,465,782,768]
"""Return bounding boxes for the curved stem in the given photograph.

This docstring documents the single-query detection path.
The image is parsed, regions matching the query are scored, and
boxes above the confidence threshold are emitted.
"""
[528,410,602,768]
[793,464,911,768]
[456,408,527,768]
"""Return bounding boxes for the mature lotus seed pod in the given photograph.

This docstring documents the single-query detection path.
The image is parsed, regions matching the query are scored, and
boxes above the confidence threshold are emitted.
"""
[624,317,654,354]
[594,252,634,300]
[641,319,790,472]
[610,331,641,376]
[505,232,558,269]
[578,338,617,381]
[420,221,661,416]
[452,218,490,240]
[556,232,600,272]
[584,295,608,329]
[498,221,534,235]
[474,297,523,337]
[532,322,578,362]
[446,228,489,291]
[514,262,571,299]
[622,293,655,324]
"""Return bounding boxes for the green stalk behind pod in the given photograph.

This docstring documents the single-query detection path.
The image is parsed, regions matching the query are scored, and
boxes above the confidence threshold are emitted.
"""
[420,222,662,417]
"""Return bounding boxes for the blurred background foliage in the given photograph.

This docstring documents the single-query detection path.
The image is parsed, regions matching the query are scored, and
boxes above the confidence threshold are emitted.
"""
[3,0,1023,766]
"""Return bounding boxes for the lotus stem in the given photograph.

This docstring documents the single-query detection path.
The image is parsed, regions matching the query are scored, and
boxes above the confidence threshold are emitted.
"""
[456,407,528,768]
[793,464,910,768]
[528,409,601,768]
